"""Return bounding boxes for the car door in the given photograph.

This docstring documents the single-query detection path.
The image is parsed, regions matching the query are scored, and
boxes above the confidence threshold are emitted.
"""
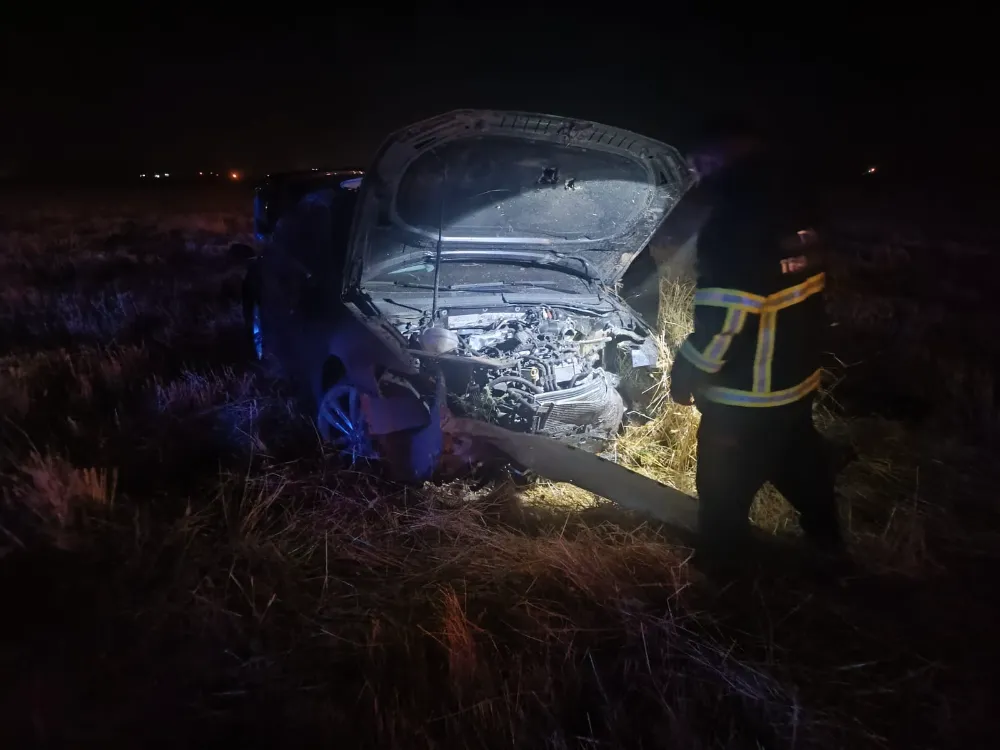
[267,188,347,392]
[262,184,364,397]
[259,206,307,380]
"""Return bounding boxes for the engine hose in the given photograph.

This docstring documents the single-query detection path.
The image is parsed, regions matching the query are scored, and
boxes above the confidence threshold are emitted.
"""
[504,389,540,414]
[487,375,543,394]
[522,356,554,390]
[537,351,559,389]
[610,327,645,343]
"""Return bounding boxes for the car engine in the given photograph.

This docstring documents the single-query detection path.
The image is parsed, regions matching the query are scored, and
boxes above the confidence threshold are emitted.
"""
[394,306,649,448]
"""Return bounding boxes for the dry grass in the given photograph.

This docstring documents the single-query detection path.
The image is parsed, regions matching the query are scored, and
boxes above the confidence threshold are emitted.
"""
[2,188,1000,748]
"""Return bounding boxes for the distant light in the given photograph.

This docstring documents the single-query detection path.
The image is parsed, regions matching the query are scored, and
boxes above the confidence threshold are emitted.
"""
[164,173,170,177]
[140,174,145,178]
[312,168,318,171]
[230,171,240,181]
[866,166,877,174]
[199,171,203,176]
[154,174,161,178]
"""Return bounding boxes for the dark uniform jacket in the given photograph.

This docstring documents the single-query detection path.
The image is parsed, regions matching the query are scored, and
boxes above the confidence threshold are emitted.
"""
[678,154,826,409]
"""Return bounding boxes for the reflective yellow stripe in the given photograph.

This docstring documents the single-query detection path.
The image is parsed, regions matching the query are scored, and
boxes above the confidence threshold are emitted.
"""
[694,288,765,312]
[679,339,723,373]
[688,273,825,403]
[766,272,825,311]
[694,273,825,315]
[752,310,777,392]
[705,308,748,362]
[681,308,748,374]
[702,369,821,408]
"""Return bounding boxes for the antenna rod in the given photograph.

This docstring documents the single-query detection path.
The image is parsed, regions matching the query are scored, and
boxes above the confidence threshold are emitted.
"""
[429,166,447,325]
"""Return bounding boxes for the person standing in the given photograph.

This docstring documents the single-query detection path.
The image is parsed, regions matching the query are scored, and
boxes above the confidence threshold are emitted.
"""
[669,116,848,567]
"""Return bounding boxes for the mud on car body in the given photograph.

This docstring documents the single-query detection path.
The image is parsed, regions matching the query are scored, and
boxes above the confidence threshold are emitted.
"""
[238,110,693,481]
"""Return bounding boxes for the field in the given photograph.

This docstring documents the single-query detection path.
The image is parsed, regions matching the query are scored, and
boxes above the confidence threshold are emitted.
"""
[1,183,999,748]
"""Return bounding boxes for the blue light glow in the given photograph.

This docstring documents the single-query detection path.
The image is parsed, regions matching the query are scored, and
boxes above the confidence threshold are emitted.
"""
[318,386,376,461]
[251,305,263,360]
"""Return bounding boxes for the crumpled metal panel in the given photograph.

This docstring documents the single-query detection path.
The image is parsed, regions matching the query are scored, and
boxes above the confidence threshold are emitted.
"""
[337,371,699,533]
[360,394,429,436]
[440,414,699,532]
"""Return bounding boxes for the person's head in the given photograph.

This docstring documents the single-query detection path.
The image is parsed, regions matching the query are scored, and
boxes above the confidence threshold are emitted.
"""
[686,114,766,183]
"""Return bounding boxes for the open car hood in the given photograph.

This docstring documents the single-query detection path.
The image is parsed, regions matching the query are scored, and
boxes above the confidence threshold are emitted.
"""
[345,110,693,291]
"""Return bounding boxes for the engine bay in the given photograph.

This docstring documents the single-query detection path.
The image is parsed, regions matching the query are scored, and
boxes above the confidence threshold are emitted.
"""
[391,305,651,446]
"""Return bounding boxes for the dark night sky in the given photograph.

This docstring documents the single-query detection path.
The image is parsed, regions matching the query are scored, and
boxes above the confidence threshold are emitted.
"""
[1,13,993,181]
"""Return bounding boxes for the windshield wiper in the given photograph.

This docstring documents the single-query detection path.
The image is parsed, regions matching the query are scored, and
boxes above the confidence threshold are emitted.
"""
[364,281,438,290]
[364,280,582,294]
[444,280,581,293]
[432,251,594,282]
[496,254,593,280]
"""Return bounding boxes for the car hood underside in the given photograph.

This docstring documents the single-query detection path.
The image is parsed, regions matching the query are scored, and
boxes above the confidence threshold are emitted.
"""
[345,109,693,292]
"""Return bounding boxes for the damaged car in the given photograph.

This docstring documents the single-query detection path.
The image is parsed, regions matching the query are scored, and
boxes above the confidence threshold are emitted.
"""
[240,109,693,482]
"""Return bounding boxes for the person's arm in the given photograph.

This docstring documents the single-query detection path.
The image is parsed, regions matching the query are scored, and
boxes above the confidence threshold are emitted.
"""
[679,289,760,374]
[669,194,770,404]
[669,270,764,404]
[669,283,762,405]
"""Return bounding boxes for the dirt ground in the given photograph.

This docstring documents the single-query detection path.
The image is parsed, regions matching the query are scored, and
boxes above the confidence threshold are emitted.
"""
[1,182,999,748]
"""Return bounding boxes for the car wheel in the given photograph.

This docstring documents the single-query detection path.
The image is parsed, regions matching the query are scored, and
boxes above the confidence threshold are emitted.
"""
[317,384,376,461]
